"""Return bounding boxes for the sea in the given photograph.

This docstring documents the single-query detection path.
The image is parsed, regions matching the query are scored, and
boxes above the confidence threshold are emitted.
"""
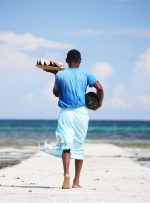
[0,119,150,168]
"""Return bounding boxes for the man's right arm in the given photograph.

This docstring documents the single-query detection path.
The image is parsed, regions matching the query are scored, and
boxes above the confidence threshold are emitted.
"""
[53,88,60,97]
[53,73,60,97]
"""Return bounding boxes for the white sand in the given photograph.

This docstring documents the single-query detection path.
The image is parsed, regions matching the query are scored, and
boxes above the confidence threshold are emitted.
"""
[0,143,150,203]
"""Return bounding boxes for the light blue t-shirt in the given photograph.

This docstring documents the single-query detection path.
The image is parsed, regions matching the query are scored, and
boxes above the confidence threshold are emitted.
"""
[54,67,97,108]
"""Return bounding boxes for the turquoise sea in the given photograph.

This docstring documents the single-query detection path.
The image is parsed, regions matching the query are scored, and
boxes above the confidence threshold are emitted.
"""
[0,119,150,146]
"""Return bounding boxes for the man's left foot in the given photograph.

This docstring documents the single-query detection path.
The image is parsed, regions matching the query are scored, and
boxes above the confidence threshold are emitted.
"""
[62,173,70,189]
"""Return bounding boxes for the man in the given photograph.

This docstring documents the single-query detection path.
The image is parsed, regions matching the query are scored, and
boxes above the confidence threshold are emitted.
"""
[52,49,103,189]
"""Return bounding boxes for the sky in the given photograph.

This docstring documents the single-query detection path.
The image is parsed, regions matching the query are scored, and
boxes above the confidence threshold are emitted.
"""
[0,0,150,120]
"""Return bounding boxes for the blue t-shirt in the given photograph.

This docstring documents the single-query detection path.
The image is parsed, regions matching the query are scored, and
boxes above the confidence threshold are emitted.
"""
[54,67,97,108]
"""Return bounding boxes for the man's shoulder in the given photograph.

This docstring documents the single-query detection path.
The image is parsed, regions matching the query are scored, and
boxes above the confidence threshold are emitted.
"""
[56,69,67,76]
[56,68,69,80]
[80,68,92,76]
[56,68,90,77]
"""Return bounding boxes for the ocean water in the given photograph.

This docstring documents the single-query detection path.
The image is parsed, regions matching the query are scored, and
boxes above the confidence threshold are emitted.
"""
[0,119,150,146]
[0,120,150,168]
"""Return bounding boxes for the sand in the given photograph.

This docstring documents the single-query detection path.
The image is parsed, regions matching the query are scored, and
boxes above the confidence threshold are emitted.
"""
[0,143,150,203]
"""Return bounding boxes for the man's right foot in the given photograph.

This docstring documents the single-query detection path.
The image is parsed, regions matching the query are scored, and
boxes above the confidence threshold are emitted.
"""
[72,180,82,188]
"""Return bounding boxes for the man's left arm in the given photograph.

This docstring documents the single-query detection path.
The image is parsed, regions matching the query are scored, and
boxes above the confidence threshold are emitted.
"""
[93,81,104,110]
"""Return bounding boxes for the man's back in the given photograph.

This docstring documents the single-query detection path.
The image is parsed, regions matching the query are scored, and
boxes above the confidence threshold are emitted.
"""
[54,67,96,108]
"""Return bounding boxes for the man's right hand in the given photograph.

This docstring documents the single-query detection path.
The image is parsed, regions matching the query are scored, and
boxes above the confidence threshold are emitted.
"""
[43,69,58,75]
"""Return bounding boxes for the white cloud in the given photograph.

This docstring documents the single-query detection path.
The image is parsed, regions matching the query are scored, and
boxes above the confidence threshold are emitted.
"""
[25,93,35,103]
[1,31,150,119]
[43,79,55,97]
[134,48,150,75]
[112,83,125,97]
[0,31,73,51]
[57,28,150,38]
[23,82,59,117]
[92,62,113,80]
[58,30,104,36]
[0,31,71,118]
[114,28,150,38]
[130,48,150,94]
[136,95,150,110]
[109,83,133,108]
[106,48,150,112]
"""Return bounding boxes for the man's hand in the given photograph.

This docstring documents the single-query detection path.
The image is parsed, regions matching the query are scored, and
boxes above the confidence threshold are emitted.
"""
[43,69,58,75]
[53,88,60,97]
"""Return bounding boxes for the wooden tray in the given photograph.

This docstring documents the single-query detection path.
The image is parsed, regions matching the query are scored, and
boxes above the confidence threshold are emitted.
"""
[36,64,65,71]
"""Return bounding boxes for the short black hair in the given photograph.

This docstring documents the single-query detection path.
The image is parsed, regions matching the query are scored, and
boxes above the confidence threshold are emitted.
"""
[66,49,81,64]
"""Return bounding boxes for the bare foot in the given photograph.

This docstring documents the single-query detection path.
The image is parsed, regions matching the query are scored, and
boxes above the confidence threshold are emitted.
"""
[72,182,82,188]
[62,174,70,189]
[72,184,82,188]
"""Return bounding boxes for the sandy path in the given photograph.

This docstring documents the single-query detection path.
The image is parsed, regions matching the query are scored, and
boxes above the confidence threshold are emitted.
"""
[0,143,150,203]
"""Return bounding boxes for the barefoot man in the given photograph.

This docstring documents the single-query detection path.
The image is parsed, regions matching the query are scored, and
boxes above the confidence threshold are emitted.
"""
[52,49,104,189]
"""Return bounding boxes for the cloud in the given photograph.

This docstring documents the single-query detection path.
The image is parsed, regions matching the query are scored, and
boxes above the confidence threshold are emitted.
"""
[136,95,150,111]
[130,48,150,112]
[134,48,150,76]
[24,93,37,104]
[130,48,150,94]
[137,95,150,110]
[57,28,150,38]
[0,31,73,51]
[23,81,59,117]
[105,48,150,113]
[1,31,150,119]
[57,30,104,36]
[109,83,133,108]
[114,28,150,38]
[91,62,113,80]
[0,31,72,118]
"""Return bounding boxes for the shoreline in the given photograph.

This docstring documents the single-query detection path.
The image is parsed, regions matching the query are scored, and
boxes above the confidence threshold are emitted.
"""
[0,160,20,170]
[0,146,37,170]
[0,140,150,170]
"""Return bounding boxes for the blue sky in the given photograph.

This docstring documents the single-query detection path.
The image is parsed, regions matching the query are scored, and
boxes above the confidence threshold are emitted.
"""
[0,0,150,119]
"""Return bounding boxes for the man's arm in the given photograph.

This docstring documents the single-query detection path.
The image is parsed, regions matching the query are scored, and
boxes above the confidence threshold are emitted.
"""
[53,88,60,97]
[53,73,60,97]
[93,81,104,110]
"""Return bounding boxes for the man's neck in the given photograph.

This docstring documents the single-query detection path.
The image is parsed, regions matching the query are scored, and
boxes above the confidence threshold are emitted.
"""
[69,66,79,68]
[68,62,80,68]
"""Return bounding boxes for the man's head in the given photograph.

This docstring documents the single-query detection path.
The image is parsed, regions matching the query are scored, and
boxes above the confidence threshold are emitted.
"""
[66,49,81,67]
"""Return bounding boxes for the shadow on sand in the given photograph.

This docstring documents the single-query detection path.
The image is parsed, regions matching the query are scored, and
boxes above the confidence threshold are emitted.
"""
[0,184,60,189]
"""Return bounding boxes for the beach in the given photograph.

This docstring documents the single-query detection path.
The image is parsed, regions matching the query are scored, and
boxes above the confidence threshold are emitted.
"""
[0,143,150,203]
